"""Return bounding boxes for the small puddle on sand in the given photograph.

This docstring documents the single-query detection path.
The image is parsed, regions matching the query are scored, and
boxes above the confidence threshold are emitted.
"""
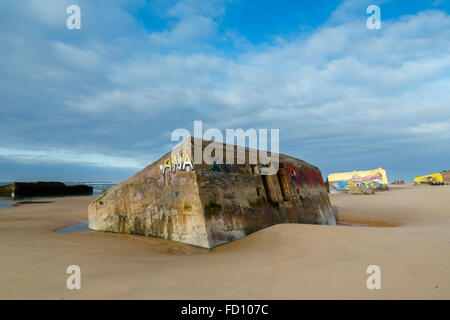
[55,221,89,233]
[337,220,394,227]
[337,221,367,227]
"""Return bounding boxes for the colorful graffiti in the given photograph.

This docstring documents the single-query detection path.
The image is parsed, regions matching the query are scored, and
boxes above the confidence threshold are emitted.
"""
[327,168,388,192]
[414,173,444,185]
[341,180,382,190]
[282,163,325,187]
[160,152,194,174]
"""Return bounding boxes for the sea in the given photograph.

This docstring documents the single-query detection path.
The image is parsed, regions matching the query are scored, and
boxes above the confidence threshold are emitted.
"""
[0,181,116,210]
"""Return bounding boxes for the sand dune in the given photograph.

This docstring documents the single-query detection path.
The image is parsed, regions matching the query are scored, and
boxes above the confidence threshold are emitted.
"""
[0,184,449,299]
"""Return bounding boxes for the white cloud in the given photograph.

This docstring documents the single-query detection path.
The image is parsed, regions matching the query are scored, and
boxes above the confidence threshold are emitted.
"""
[0,0,449,176]
[148,15,218,47]
[61,7,450,154]
[148,0,226,48]
[407,122,450,134]
[0,147,146,169]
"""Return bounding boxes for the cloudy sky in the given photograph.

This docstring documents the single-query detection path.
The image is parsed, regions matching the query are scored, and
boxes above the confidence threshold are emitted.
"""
[0,0,449,182]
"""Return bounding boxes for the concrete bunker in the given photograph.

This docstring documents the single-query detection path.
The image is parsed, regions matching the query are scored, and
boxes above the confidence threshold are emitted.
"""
[88,138,336,249]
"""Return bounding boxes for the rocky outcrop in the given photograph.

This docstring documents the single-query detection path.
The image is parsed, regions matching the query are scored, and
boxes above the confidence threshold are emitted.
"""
[0,182,93,198]
[88,138,336,249]
[441,170,450,184]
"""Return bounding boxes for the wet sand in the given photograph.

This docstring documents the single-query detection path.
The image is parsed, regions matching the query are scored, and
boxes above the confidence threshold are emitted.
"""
[0,184,449,299]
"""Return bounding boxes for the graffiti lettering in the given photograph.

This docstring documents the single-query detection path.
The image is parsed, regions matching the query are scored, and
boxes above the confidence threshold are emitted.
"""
[160,152,194,174]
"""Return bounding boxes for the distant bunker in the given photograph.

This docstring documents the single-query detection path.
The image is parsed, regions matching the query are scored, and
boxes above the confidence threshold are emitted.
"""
[0,182,93,198]
[326,168,389,194]
[414,172,448,185]
[88,138,336,249]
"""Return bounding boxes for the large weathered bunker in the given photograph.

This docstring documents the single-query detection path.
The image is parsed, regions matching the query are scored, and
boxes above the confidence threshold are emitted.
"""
[88,138,336,248]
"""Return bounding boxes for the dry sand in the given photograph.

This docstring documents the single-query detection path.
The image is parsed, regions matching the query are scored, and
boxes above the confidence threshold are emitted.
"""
[0,184,449,299]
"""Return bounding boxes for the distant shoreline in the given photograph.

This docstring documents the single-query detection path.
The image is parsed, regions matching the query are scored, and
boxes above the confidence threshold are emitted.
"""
[0,181,115,210]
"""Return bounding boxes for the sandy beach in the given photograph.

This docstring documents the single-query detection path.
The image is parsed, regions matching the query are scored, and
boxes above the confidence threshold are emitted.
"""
[0,184,449,299]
